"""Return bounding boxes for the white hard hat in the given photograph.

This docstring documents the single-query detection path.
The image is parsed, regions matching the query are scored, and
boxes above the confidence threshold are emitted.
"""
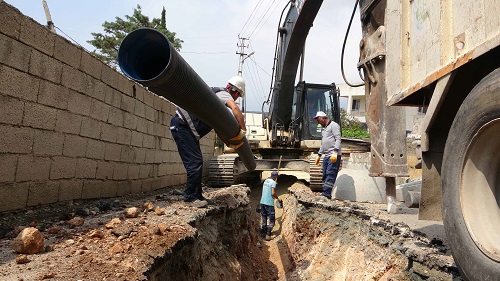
[228,76,246,97]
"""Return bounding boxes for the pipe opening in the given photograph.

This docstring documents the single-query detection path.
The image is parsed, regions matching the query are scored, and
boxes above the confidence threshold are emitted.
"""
[118,28,171,81]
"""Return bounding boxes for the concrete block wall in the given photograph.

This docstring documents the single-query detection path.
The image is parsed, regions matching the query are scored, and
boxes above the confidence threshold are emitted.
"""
[0,2,216,211]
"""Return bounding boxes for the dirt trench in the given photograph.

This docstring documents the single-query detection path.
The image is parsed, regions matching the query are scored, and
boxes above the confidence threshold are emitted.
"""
[0,175,460,280]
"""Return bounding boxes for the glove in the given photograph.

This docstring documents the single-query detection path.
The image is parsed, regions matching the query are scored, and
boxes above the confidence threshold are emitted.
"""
[230,129,246,141]
[275,199,283,209]
[330,154,337,163]
[315,156,321,166]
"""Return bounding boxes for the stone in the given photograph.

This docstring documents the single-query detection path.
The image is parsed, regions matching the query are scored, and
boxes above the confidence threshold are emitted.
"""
[11,227,45,254]
[124,207,139,218]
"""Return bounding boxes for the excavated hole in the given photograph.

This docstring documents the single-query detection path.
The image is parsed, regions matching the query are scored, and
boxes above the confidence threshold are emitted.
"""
[145,175,460,281]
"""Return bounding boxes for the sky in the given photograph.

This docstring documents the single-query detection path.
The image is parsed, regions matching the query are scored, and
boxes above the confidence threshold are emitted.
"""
[4,0,363,112]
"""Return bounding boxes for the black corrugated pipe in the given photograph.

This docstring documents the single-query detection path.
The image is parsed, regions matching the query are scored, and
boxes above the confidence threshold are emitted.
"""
[118,28,256,171]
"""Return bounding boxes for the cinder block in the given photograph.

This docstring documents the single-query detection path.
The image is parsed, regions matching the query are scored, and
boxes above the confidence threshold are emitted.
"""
[0,2,22,39]
[63,134,87,157]
[61,65,89,94]
[0,64,39,102]
[120,146,135,163]
[96,161,113,180]
[15,155,50,182]
[104,143,121,161]
[0,124,34,153]
[143,135,155,149]
[131,131,143,147]
[0,33,30,71]
[105,89,121,108]
[100,181,118,198]
[89,99,110,122]
[116,181,131,196]
[141,179,153,193]
[145,106,156,122]
[100,123,118,142]
[158,163,167,177]
[80,116,101,139]
[67,90,91,116]
[27,181,59,206]
[121,95,135,114]
[38,80,69,109]
[0,95,24,126]
[54,36,81,69]
[92,80,110,102]
[153,95,163,111]
[123,112,137,130]
[139,164,152,179]
[134,100,146,118]
[112,162,128,180]
[29,49,62,84]
[86,139,106,160]
[80,51,103,79]
[50,156,77,179]
[135,148,146,163]
[136,117,148,134]
[143,91,154,107]
[23,102,57,130]
[33,130,64,156]
[130,180,142,194]
[108,107,124,127]
[100,66,120,92]
[75,158,97,179]
[145,149,155,164]
[117,127,132,145]
[55,110,82,135]
[0,183,28,211]
[19,16,55,56]
[0,154,18,183]
[128,165,140,180]
[59,179,83,201]
[82,180,102,199]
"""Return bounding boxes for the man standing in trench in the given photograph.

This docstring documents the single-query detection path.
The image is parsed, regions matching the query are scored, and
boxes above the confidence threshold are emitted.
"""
[170,76,247,207]
[314,111,341,199]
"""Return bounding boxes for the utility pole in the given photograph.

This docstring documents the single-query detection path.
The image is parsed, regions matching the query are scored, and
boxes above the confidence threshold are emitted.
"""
[42,0,56,33]
[236,36,254,114]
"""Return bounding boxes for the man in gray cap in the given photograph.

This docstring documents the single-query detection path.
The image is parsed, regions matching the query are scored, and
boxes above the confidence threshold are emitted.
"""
[314,111,341,199]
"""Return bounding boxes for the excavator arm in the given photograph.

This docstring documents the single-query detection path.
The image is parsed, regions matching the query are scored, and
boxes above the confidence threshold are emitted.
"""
[269,0,323,136]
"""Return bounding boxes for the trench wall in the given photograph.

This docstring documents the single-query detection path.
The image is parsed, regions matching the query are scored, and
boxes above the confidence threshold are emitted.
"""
[0,2,216,211]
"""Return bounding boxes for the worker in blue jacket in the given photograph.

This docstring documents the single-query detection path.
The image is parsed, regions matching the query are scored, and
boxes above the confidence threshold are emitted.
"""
[170,76,246,206]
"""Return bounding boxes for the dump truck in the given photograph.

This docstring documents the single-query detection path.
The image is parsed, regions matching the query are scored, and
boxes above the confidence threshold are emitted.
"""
[357,0,499,279]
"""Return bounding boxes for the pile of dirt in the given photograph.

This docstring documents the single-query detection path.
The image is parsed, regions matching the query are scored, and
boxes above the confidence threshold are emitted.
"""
[0,184,275,281]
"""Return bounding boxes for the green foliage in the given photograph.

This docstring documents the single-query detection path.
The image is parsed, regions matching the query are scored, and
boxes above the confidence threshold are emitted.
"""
[87,5,183,68]
[340,109,370,139]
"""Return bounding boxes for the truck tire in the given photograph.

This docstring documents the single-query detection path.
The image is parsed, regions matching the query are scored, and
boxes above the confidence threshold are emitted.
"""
[442,67,500,280]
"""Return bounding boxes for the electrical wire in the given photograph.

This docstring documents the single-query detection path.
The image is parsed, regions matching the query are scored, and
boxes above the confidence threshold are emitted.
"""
[340,0,365,87]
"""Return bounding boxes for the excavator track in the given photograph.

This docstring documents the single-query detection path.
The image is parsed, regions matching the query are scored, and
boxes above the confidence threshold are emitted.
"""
[309,155,323,191]
[208,154,239,187]
[309,155,343,191]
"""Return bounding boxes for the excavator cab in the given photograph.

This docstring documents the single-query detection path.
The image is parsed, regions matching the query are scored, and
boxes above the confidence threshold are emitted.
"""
[287,82,340,145]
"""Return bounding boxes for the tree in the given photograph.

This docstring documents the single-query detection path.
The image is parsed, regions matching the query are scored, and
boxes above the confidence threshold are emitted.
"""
[340,109,370,139]
[87,5,183,68]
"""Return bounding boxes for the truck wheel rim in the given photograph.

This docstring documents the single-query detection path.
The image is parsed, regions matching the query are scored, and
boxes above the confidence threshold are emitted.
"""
[461,118,500,262]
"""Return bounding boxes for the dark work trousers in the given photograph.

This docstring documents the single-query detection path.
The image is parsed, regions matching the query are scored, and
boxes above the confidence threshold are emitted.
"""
[260,204,275,236]
[321,154,342,199]
[170,116,204,202]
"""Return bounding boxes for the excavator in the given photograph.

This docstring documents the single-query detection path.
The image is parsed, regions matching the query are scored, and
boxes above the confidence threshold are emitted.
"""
[208,0,369,190]
[215,0,500,279]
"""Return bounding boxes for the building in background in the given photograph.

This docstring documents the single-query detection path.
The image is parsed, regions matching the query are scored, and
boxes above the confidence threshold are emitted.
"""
[337,83,424,137]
